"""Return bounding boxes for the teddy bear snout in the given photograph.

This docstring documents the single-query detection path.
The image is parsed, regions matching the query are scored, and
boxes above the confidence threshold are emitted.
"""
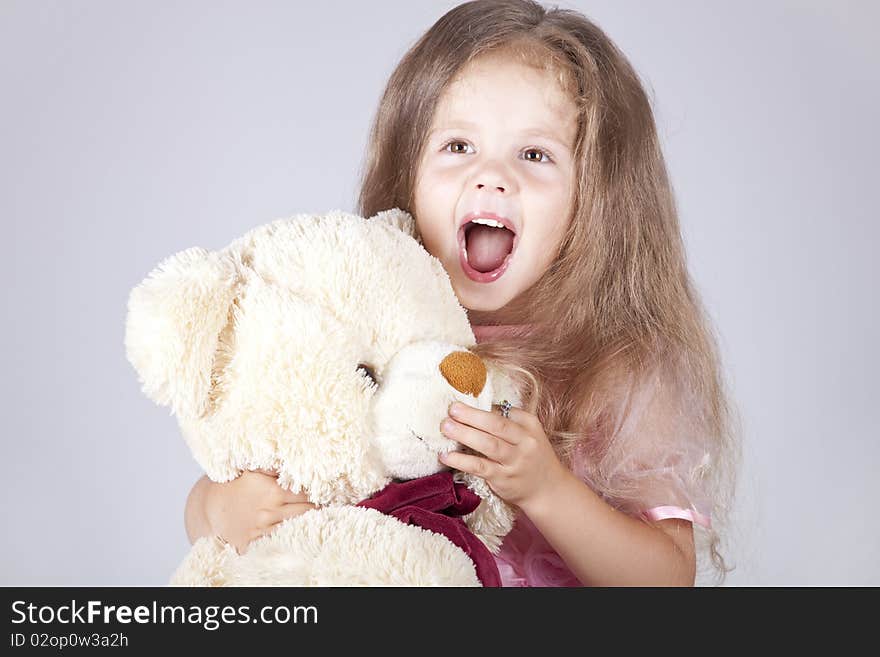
[439,350,487,397]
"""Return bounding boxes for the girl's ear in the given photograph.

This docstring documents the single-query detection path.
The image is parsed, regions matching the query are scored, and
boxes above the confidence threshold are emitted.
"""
[125,246,240,419]
[369,207,418,239]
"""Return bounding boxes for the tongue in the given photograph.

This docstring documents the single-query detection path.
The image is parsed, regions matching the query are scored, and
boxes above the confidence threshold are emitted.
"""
[466,225,514,273]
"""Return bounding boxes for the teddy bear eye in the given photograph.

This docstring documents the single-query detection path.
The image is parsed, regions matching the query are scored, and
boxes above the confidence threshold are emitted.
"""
[356,363,378,387]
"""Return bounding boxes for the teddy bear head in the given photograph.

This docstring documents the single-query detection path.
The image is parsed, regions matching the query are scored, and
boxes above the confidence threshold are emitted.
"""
[125,208,518,542]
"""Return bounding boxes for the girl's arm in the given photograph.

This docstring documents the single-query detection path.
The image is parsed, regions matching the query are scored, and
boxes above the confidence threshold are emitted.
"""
[439,402,697,586]
[520,470,696,586]
[184,474,214,545]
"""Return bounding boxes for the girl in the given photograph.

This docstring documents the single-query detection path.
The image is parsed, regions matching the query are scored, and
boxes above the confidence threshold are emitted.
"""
[185,0,739,586]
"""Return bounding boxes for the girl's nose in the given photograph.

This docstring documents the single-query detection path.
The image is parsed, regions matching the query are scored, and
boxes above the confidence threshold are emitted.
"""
[439,350,487,397]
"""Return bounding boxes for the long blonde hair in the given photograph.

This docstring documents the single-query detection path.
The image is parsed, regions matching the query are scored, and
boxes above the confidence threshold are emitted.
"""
[356,0,740,584]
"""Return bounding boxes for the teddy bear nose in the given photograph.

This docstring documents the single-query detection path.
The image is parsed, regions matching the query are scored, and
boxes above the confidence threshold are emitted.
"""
[439,350,487,397]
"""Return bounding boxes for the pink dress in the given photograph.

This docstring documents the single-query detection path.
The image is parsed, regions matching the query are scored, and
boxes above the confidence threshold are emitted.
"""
[471,323,712,587]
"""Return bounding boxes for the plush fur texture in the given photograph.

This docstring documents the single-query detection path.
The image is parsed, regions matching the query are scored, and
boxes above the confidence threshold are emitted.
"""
[125,208,519,586]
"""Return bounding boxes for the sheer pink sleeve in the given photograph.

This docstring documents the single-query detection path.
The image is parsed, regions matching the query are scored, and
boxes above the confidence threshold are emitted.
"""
[569,362,716,529]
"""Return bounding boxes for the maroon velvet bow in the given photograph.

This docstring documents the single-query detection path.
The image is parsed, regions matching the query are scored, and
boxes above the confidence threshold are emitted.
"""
[356,470,501,587]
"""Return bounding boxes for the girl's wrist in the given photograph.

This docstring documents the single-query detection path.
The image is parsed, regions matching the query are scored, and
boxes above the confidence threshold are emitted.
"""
[518,466,578,520]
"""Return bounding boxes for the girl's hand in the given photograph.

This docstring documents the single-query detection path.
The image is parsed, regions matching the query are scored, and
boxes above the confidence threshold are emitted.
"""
[438,402,569,508]
[200,469,317,554]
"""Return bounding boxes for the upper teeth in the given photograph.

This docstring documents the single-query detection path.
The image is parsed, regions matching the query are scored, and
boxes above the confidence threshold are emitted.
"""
[469,218,506,229]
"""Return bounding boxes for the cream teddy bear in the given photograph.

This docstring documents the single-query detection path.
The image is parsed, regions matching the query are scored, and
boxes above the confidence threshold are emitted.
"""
[125,208,519,586]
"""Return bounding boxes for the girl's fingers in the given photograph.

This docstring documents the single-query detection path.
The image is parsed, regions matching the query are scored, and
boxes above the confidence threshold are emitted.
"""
[441,419,510,464]
[490,403,536,429]
[263,509,316,539]
[280,489,312,504]
[439,450,497,480]
[448,402,529,445]
[271,502,317,524]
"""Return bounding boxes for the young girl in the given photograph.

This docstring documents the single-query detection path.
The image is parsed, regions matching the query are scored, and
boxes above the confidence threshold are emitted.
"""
[185,0,739,586]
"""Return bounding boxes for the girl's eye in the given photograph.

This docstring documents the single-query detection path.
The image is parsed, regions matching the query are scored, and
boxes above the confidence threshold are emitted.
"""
[523,147,554,164]
[443,140,473,155]
[441,139,554,164]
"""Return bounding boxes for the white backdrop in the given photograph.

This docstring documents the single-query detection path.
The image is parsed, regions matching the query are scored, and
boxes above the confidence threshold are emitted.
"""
[2,0,877,585]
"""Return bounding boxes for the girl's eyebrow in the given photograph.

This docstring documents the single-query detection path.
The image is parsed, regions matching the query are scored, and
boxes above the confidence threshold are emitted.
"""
[518,129,571,152]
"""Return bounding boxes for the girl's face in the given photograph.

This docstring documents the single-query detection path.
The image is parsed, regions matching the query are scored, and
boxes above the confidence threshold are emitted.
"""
[412,52,578,316]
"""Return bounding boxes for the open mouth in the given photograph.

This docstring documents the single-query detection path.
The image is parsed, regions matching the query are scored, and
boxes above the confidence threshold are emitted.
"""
[457,215,518,283]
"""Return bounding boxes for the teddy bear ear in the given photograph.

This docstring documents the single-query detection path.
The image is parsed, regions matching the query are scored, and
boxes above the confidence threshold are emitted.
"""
[369,207,417,238]
[125,246,240,419]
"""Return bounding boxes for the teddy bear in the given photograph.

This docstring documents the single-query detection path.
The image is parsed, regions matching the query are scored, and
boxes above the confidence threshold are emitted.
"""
[124,208,520,586]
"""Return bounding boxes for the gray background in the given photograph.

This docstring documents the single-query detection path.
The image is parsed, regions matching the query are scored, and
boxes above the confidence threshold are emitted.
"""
[2,0,877,586]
